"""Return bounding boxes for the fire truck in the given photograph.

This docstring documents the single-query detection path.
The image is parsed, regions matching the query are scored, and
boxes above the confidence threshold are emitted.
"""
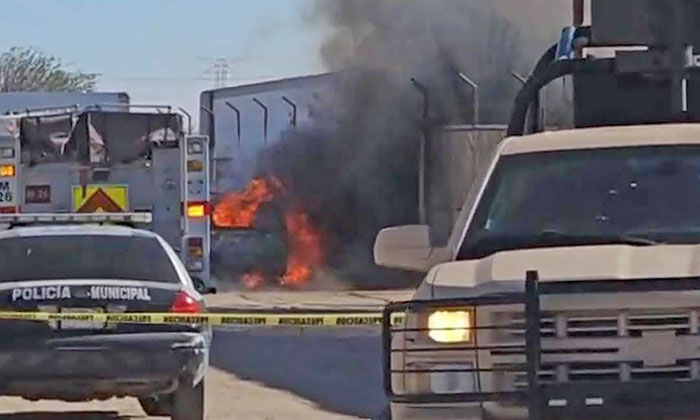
[378,1,700,419]
[0,104,213,292]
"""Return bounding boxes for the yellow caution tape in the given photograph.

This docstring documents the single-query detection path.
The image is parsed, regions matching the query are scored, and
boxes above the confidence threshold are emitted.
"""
[0,311,406,327]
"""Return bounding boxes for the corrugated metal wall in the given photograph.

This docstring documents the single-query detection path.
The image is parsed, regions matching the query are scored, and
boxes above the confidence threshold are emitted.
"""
[201,78,507,244]
[199,74,337,194]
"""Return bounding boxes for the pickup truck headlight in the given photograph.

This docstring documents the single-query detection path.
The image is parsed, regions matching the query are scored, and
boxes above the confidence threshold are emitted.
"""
[428,309,473,343]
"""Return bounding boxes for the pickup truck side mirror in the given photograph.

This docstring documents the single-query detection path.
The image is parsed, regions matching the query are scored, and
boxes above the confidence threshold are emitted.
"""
[373,225,436,272]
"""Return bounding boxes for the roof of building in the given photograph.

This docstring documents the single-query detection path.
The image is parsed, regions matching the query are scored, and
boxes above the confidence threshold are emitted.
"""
[200,72,338,101]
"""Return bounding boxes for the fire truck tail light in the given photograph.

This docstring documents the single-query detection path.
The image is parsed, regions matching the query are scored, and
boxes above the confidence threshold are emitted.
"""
[187,159,204,172]
[0,164,15,177]
[0,206,16,214]
[170,291,202,313]
[186,202,208,218]
[188,237,204,258]
[186,237,204,271]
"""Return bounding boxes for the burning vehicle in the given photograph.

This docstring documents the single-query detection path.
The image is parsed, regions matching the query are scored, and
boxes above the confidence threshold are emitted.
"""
[210,177,324,289]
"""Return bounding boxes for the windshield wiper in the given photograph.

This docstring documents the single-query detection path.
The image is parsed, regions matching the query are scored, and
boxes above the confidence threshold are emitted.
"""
[617,233,660,246]
[537,229,659,246]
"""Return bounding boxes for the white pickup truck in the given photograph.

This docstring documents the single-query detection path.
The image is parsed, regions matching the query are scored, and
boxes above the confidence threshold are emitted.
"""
[377,124,700,420]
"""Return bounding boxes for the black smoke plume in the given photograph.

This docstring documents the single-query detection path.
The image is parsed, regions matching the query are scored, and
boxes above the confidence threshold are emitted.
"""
[258,0,570,288]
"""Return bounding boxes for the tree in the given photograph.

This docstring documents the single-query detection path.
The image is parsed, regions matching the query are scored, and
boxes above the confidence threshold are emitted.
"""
[0,47,97,92]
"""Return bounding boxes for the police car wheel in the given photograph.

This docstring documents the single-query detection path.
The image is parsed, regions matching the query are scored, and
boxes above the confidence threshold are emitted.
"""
[171,379,204,420]
[138,395,172,416]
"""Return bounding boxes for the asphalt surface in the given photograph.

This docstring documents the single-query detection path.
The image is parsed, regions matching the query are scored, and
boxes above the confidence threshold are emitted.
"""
[211,326,387,419]
[0,365,358,420]
[0,290,405,419]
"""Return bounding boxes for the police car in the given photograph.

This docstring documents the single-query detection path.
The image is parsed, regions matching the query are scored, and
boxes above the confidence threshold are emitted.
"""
[0,213,210,420]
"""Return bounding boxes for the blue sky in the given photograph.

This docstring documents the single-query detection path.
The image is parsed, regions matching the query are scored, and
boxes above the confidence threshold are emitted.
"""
[0,0,327,118]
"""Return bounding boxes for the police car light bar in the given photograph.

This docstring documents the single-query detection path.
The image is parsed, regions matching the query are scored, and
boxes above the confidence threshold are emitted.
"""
[0,212,153,224]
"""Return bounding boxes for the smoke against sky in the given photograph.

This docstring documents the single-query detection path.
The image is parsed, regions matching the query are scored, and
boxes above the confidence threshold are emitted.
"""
[313,0,570,123]
[250,1,573,287]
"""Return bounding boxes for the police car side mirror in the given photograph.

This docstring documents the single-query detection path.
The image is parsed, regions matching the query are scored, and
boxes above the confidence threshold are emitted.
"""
[374,225,436,272]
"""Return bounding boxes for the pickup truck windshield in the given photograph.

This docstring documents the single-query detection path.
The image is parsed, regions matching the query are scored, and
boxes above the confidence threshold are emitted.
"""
[0,235,180,282]
[458,145,700,260]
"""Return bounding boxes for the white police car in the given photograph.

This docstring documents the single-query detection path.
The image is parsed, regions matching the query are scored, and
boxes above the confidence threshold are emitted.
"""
[0,216,210,420]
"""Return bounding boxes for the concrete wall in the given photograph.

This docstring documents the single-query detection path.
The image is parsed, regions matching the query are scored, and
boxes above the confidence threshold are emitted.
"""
[427,125,506,244]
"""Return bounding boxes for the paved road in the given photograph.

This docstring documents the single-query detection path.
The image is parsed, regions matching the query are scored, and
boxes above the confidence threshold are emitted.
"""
[0,327,385,419]
[211,326,386,419]
[0,366,358,419]
[0,290,403,419]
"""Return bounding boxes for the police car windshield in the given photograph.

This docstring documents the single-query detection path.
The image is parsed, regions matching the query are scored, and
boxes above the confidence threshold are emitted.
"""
[458,145,700,260]
[0,235,180,283]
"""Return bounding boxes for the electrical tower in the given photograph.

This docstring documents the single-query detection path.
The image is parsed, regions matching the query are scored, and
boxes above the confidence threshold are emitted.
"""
[200,56,247,88]
[212,58,229,88]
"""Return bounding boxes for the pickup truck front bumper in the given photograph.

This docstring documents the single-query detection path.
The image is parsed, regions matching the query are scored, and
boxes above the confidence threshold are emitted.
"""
[384,275,700,420]
[0,332,209,401]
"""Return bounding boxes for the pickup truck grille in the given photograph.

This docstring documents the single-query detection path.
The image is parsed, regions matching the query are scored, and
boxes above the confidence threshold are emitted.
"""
[510,361,694,388]
[494,309,700,386]
[503,310,695,338]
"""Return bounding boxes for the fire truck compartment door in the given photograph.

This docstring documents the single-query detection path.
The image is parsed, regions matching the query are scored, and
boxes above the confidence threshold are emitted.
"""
[150,148,182,248]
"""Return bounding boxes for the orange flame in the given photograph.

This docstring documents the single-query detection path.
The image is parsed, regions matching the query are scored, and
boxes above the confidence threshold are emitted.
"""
[281,210,324,288]
[241,272,266,289]
[212,178,282,228]
[213,177,323,288]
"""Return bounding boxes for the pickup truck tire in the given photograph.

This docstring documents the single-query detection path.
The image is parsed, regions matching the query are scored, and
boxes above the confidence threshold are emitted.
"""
[171,379,205,420]
[138,395,172,416]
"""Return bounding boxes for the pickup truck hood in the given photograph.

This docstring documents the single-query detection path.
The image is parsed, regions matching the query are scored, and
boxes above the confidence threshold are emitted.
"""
[426,244,700,290]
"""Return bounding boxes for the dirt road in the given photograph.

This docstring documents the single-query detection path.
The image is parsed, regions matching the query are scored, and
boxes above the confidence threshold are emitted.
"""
[0,367,359,420]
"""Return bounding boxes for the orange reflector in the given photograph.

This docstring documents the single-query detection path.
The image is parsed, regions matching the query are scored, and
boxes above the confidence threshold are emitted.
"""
[0,164,15,177]
[187,236,204,258]
[189,246,204,259]
[0,206,16,213]
[186,202,207,218]
[187,160,204,172]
